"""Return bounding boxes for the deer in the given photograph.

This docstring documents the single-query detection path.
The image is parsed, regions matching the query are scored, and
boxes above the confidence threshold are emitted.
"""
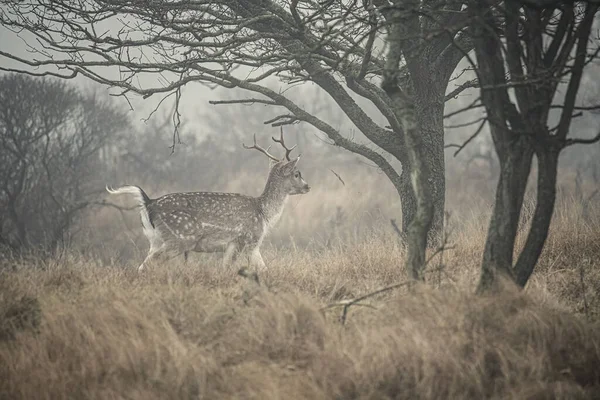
[106,130,310,272]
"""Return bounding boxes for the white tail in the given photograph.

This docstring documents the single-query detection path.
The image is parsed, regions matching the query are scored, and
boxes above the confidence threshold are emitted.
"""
[106,129,310,272]
[106,185,147,203]
[106,185,156,245]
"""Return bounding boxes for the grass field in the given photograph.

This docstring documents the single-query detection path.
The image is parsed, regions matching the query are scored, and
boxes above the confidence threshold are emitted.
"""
[1,183,600,399]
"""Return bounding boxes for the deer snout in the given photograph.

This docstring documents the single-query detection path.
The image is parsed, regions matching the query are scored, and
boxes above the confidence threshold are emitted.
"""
[303,183,311,193]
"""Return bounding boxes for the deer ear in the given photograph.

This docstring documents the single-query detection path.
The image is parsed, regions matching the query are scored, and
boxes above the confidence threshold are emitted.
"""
[290,155,301,166]
[283,156,300,172]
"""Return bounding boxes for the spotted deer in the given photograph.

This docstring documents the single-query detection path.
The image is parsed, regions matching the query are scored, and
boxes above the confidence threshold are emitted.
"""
[106,130,310,271]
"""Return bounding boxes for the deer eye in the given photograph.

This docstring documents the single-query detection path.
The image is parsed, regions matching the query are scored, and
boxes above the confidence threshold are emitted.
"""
[294,172,300,178]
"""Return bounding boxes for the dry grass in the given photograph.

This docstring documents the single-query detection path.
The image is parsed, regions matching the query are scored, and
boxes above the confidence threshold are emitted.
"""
[2,193,600,399]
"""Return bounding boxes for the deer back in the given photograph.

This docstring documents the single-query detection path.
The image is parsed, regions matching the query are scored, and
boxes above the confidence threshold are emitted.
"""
[147,192,263,238]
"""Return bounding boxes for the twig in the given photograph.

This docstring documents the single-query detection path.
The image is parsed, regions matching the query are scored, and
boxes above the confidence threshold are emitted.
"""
[169,85,183,154]
[425,244,457,267]
[329,168,345,186]
[390,218,405,242]
[322,281,413,324]
[445,119,487,157]
[142,90,177,124]
[443,97,483,119]
[264,114,299,125]
[579,260,590,320]
[271,120,301,127]
[444,116,486,129]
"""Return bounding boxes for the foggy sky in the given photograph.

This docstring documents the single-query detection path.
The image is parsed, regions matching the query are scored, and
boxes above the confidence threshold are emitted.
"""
[1,15,599,173]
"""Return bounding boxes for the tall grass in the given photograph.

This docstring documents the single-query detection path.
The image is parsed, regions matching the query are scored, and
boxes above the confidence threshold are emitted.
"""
[1,168,600,399]
[2,191,600,398]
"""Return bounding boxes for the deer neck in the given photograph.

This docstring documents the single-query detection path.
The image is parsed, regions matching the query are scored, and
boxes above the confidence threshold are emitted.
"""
[258,177,288,226]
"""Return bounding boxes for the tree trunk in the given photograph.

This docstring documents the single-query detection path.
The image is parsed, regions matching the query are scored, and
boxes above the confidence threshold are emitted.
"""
[398,101,445,247]
[514,148,559,287]
[477,139,534,293]
[386,89,435,281]
[7,199,27,248]
[418,98,446,246]
[399,164,416,236]
[404,142,434,281]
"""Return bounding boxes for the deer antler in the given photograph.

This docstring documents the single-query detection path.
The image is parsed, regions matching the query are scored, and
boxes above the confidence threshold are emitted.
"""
[243,133,280,162]
[271,127,297,161]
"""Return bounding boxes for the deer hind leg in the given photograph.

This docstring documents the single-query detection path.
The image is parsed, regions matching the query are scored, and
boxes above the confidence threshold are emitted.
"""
[138,244,164,272]
[222,242,239,267]
[138,243,181,272]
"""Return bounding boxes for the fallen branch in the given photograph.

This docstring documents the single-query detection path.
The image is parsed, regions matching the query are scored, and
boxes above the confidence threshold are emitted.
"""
[238,267,260,285]
[322,281,412,324]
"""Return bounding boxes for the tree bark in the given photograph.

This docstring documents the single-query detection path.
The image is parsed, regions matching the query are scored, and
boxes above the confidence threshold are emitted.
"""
[382,0,436,280]
[396,75,446,246]
[398,126,445,243]
[514,148,559,287]
[398,165,416,236]
[477,138,534,293]
[390,90,434,280]
[417,97,446,246]
[470,0,598,292]
[397,152,444,247]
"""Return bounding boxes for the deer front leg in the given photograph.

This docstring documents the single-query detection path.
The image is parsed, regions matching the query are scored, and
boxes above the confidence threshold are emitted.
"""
[249,247,266,270]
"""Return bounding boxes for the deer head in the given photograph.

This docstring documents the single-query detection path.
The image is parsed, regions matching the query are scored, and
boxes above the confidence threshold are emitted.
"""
[243,128,310,196]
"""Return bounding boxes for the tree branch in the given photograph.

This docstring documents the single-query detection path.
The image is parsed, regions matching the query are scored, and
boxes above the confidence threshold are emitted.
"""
[209,98,278,106]
[564,130,600,147]
[207,73,404,190]
[444,78,478,102]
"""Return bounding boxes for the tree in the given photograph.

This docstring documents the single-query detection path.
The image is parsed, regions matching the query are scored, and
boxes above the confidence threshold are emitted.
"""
[0,74,127,252]
[0,0,474,268]
[468,0,600,291]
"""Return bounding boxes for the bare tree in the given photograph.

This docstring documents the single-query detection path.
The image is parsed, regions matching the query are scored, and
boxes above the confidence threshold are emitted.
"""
[0,74,127,252]
[0,0,474,265]
[468,1,600,291]
[114,109,273,196]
